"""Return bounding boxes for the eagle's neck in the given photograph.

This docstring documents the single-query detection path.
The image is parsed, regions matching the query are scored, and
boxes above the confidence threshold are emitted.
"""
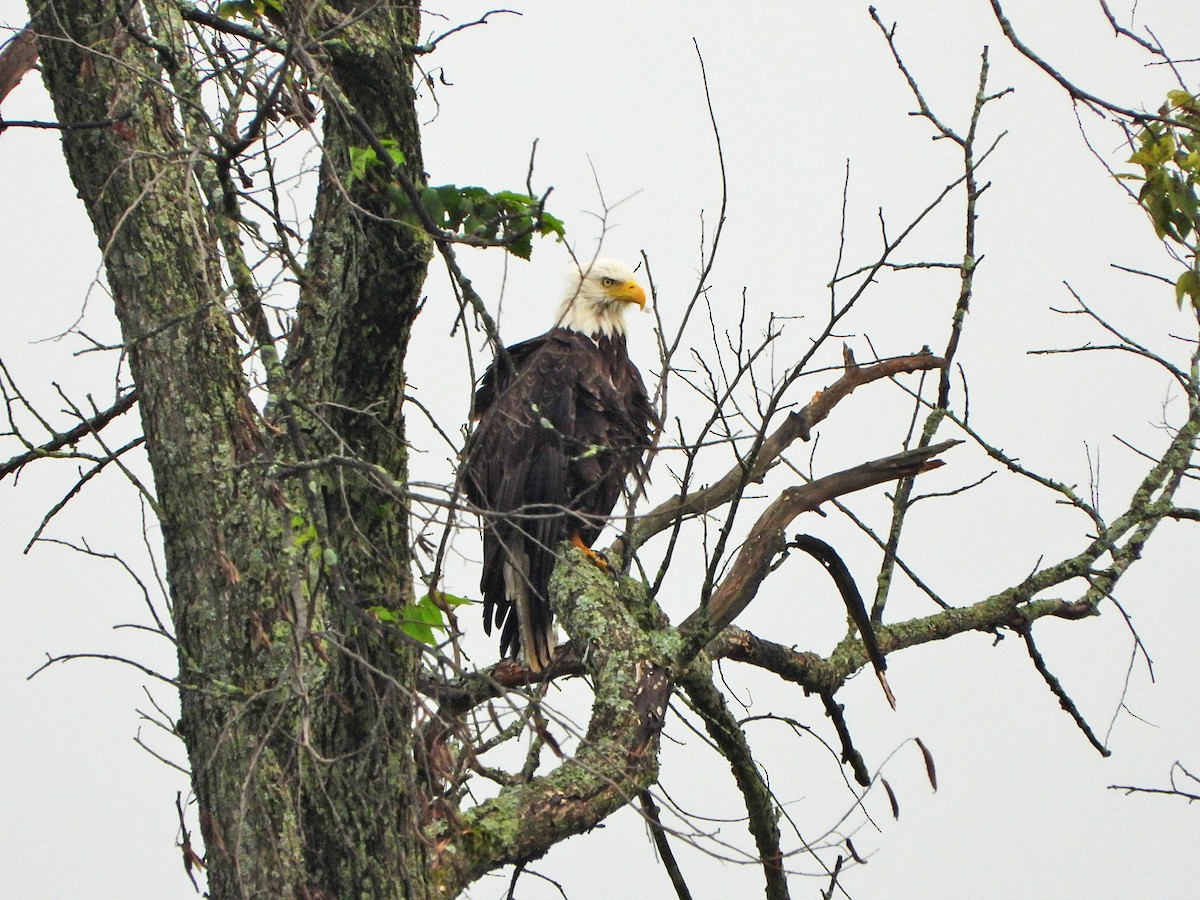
[555,295,628,339]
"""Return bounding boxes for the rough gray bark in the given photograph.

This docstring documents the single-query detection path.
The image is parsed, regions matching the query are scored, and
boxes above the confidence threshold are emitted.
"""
[31,2,434,896]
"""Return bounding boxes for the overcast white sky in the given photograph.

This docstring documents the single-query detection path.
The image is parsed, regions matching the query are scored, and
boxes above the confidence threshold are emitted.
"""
[2,1,1198,898]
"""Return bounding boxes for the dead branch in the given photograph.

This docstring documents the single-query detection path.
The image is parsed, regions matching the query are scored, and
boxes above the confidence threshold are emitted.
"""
[25,436,147,551]
[821,856,845,900]
[630,347,944,550]
[867,33,1001,625]
[1021,627,1111,757]
[29,651,179,686]
[682,667,789,900]
[638,789,694,900]
[791,535,894,708]
[1110,761,1200,802]
[1096,1,1161,55]
[679,439,960,649]
[409,10,522,55]
[819,691,871,788]
[704,527,1138,696]
[0,26,37,106]
[707,627,825,684]
[0,389,139,482]
[987,0,1187,127]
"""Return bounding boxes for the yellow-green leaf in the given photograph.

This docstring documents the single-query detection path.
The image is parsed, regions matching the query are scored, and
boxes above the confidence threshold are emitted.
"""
[1175,270,1200,310]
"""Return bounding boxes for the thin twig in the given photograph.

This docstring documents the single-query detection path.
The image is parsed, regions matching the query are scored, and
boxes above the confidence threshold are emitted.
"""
[638,789,694,900]
[1021,628,1112,757]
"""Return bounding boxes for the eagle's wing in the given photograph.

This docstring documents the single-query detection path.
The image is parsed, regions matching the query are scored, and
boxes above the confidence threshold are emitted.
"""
[463,331,587,670]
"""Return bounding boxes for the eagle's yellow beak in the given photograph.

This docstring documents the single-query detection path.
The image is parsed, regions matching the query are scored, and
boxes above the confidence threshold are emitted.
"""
[611,279,647,310]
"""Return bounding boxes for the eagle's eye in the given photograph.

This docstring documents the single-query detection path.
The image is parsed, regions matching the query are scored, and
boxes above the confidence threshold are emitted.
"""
[600,276,617,287]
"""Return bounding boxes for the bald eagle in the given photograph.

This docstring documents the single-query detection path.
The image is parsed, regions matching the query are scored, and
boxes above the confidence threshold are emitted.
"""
[462,258,654,671]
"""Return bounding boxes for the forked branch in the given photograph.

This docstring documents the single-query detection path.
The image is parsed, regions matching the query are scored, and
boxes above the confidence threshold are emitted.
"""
[679,439,960,652]
[629,347,944,550]
[0,389,139,482]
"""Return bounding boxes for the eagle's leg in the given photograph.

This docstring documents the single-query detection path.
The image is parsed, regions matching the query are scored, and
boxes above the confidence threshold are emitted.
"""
[571,533,611,572]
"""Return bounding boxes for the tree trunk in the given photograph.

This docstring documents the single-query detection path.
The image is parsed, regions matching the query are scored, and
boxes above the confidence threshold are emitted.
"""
[31,2,433,895]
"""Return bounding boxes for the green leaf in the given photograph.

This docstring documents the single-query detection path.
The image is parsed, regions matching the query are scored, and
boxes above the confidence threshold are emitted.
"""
[420,186,447,228]
[1130,132,1176,168]
[346,141,405,189]
[347,146,376,186]
[217,0,284,19]
[509,231,534,260]
[380,139,406,168]
[491,189,534,205]
[417,184,567,258]
[368,593,466,647]
[399,619,438,645]
[400,595,444,645]
[1121,94,1200,322]
[537,210,566,239]
[217,0,262,20]
[291,517,318,549]
[1167,90,1199,113]
[385,183,409,213]
[1175,270,1200,309]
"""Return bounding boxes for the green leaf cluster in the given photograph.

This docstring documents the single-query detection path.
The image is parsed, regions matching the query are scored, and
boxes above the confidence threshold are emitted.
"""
[347,140,407,186]
[345,143,566,259]
[1121,91,1200,309]
[288,513,321,561]
[419,185,566,260]
[217,0,282,22]
[368,592,470,646]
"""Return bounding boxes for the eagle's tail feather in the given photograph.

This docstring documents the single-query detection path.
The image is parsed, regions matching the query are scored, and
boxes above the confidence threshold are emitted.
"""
[503,548,554,672]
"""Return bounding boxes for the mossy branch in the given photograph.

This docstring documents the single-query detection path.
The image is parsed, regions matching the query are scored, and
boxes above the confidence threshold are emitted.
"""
[440,550,678,892]
[682,666,788,900]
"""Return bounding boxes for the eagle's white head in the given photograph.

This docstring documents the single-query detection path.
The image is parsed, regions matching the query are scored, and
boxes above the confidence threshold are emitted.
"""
[554,257,647,338]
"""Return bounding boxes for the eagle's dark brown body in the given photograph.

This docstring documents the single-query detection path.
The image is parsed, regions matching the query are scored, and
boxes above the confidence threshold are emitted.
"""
[463,327,653,670]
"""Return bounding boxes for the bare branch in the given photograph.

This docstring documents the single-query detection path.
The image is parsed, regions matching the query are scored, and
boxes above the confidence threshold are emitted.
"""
[411,10,521,55]
[679,439,960,649]
[988,0,1188,127]
[630,348,945,549]
[682,667,789,899]
[820,691,871,788]
[639,789,695,900]
[0,389,138,482]
[1096,1,1162,55]
[1110,762,1200,802]
[28,651,179,687]
[1021,627,1111,757]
